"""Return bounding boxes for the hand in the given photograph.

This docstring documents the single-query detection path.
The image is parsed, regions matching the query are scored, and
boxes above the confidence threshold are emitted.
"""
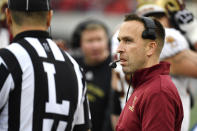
[171,9,197,44]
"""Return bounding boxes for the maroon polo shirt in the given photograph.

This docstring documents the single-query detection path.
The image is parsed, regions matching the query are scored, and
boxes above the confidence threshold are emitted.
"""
[116,62,183,131]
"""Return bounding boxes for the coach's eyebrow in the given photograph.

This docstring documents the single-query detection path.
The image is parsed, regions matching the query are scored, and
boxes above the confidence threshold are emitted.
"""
[121,36,134,42]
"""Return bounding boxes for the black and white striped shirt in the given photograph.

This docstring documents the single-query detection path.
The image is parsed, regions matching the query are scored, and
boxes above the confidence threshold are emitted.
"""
[0,31,91,131]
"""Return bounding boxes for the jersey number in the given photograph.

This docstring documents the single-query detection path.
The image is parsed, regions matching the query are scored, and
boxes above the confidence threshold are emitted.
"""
[42,62,70,131]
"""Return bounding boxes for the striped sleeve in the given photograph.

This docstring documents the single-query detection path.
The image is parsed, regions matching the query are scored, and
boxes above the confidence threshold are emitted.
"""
[65,52,91,130]
[0,56,14,111]
[160,28,189,60]
[73,94,91,131]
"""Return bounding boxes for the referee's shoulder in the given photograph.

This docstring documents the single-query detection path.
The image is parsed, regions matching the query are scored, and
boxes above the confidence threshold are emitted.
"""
[0,43,20,57]
[4,42,27,57]
[63,50,85,76]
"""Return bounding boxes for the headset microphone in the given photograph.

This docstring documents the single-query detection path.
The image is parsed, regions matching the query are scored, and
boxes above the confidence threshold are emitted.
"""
[109,60,121,68]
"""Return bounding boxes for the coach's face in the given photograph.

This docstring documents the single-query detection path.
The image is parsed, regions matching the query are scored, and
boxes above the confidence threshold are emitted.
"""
[117,20,147,74]
[81,28,109,65]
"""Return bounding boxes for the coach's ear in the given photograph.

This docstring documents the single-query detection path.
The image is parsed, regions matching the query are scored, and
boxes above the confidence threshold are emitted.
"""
[146,41,157,57]
[46,10,53,28]
[6,8,12,26]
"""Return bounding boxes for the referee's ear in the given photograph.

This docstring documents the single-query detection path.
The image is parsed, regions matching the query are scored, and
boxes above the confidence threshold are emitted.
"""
[5,8,12,27]
[47,10,53,28]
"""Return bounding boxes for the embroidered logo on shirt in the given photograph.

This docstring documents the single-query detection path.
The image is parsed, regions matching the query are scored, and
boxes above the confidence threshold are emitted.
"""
[43,43,50,52]
[166,36,177,48]
[129,96,137,112]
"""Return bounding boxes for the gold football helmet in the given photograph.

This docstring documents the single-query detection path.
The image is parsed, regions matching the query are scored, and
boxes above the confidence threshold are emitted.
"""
[136,0,185,16]
[0,0,7,21]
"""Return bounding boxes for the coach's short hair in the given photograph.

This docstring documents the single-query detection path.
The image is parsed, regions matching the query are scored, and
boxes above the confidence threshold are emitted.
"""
[124,14,165,55]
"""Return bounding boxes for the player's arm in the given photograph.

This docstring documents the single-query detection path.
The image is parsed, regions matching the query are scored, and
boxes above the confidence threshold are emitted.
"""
[163,49,197,77]
[0,57,14,111]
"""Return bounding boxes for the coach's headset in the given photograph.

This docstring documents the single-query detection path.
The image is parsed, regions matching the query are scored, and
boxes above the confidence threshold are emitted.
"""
[109,16,157,69]
[141,16,156,40]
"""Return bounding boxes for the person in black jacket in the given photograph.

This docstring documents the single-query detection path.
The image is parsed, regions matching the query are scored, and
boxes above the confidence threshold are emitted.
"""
[71,19,113,131]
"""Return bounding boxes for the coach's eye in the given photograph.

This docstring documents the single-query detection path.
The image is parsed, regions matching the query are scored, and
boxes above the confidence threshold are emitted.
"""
[117,38,120,42]
[125,39,132,44]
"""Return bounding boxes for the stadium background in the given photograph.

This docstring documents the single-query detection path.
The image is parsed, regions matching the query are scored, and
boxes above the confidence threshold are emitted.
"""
[49,0,197,130]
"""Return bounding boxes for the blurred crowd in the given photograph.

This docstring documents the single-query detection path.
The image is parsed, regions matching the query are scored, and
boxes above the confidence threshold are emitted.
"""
[51,0,137,13]
[51,0,197,14]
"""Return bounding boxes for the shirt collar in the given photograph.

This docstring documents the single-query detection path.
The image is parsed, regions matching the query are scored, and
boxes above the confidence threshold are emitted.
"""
[12,30,51,42]
[131,61,170,88]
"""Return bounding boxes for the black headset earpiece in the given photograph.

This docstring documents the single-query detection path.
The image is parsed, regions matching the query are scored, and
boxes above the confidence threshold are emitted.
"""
[141,17,156,40]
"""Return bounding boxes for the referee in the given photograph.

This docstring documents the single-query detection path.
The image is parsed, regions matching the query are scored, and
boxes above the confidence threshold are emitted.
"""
[0,0,91,131]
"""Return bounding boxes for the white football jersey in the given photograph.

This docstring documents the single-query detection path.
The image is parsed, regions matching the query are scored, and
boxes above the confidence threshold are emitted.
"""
[160,28,189,60]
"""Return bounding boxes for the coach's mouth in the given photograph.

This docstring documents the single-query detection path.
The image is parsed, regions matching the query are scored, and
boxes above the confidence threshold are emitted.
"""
[120,58,127,66]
